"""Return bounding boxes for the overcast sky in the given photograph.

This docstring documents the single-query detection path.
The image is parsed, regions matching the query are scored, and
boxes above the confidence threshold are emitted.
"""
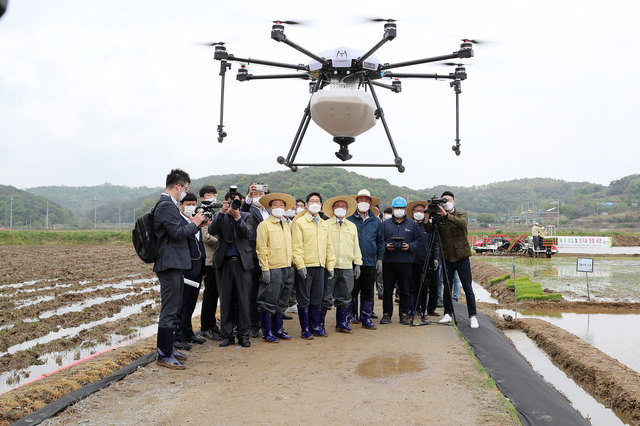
[1,0,639,190]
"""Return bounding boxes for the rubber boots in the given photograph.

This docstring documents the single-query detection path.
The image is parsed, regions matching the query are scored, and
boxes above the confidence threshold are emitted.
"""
[156,327,185,370]
[318,307,328,337]
[297,305,314,340]
[350,298,360,324]
[272,312,291,340]
[335,305,353,333]
[360,301,377,330]
[310,305,327,336]
[260,311,279,343]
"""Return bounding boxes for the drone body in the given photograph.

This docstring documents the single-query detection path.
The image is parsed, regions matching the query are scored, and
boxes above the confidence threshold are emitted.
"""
[211,21,474,172]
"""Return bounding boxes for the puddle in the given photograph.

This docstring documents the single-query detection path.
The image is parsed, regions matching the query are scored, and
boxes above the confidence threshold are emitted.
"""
[356,354,424,378]
[38,291,151,319]
[504,330,627,425]
[497,309,640,373]
[479,257,640,301]
[471,281,498,304]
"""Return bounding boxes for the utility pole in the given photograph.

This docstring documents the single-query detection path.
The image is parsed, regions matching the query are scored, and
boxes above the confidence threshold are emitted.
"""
[45,200,49,230]
[118,208,121,230]
[9,195,13,229]
[133,207,136,225]
[94,196,97,230]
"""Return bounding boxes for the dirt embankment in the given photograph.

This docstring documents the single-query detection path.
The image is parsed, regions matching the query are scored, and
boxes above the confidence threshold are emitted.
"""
[612,235,640,247]
[500,319,640,424]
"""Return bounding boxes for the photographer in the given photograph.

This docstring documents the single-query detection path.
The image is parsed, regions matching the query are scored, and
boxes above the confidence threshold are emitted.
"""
[198,185,224,341]
[209,188,255,347]
[380,197,420,325]
[424,191,479,329]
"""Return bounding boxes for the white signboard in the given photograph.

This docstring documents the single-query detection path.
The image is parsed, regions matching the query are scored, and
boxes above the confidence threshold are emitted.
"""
[558,236,612,248]
[577,258,594,273]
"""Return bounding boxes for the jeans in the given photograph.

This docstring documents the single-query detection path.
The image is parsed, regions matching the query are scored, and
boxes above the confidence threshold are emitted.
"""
[442,257,476,317]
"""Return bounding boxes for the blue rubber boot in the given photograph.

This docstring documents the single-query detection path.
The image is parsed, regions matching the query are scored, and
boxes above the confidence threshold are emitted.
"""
[350,299,360,324]
[272,312,291,340]
[156,327,185,369]
[360,301,377,330]
[317,307,328,337]
[310,305,325,336]
[297,306,314,340]
[260,311,279,343]
[335,305,353,333]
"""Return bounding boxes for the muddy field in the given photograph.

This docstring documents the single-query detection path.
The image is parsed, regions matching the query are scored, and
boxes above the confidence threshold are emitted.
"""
[1,245,639,424]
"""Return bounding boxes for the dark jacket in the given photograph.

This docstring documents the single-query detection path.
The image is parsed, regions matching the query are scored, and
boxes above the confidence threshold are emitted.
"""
[347,210,384,266]
[153,194,199,273]
[209,210,255,271]
[182,215,206,282]
[241,201,267,261]
[413,221,430,264]
[424,209,471,263]
[382,216,420,264]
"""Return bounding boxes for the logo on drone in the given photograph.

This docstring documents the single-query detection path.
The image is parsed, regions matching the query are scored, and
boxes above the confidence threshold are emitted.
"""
[335,50,348,59]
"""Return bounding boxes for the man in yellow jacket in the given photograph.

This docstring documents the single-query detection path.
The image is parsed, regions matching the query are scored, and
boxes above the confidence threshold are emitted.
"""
[291,192,336,338]
[256,193,297,343]
[322,195,362,333]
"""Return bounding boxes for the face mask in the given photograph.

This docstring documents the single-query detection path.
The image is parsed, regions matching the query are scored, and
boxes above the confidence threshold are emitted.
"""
[444,201,454,212]
[384,214,392,220]
[308,203,321,214]
[183,206,196,216]
[413,212,425,221]
[204,197,216,203]
[272,208,285,218]
[179,190,187,202]
[296,207,304,214]
[393,209,406,219]
[333,208,347,218]
[357,202,370,212]
[252,197,262,207]
[285,209,294,218]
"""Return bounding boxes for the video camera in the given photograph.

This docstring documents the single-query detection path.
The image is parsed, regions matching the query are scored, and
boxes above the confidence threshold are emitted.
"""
[391,236,405,249]
[427,195,448,215]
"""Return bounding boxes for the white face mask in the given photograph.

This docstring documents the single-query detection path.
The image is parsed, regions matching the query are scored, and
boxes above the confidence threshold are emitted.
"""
[183,206,196,217]
[296,207,304,214]
[271,207,285,218]
[357,202,370,212]
[444,201,454,212]
[413,212,425,221]
[204,197,216,203]
[308,203,321,214]
[252,197,262,207]
[384,214,392,220]
[285,209,294,218]
[333,208,347,218]
[393,209,406,219]
[179,190,187,202]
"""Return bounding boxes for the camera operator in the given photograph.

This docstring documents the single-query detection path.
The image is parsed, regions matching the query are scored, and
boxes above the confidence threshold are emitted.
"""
[209,188,255,347]
[241,182,270,337]
[380,197,420,325]
[424,191,479,329]
[198,185,224,341]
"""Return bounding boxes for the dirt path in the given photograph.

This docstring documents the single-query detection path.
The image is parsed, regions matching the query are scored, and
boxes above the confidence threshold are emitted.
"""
[40,304,516,425]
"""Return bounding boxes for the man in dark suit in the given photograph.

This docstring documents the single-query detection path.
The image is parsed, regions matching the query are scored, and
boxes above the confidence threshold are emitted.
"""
[241,182,270,337]
[153,169,205,370]
[210,189,255,347]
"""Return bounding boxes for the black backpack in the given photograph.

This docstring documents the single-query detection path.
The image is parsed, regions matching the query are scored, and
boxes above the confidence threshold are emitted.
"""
[132,200,167,263]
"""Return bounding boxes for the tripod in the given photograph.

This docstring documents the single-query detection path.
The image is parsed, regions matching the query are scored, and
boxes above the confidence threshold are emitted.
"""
[410,214,456,327]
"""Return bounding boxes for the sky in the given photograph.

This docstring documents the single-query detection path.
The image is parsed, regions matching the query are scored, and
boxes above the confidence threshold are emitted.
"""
[0,0,639,190]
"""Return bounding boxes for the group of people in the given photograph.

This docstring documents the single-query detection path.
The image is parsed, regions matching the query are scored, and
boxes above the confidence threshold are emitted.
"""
[152,169,479,370]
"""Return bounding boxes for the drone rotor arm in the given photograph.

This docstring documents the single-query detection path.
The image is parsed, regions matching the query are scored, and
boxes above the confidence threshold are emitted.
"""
[354,24,397,68]
[220,53,309,72]
[383,72,455,80]
[237,72,310,82]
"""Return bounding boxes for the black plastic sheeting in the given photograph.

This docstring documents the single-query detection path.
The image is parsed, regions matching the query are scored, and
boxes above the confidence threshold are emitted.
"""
[13,351,157,426]
[452,302,589,425]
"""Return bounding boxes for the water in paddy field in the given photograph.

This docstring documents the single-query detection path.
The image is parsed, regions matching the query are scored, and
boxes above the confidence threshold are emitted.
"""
[504,330,627,425]
[478,257,640,301]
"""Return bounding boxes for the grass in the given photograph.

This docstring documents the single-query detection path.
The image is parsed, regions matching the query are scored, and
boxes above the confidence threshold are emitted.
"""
[505,276,563,301]
[490,274,511,284]
[0,230,131,246]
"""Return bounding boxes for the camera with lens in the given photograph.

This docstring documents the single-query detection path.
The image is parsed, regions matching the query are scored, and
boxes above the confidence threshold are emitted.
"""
[391,236,405,249]
[427,195,448,215]
[254,183,268,193]
[227,185,242,210]
[195,200,222,224]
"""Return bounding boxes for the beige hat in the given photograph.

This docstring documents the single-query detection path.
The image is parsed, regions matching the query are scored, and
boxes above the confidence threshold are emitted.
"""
[534,222,540,226]
[323,195,357,219]
[406,200,429,220]
[351,189,381,207]
[259,193,296,211]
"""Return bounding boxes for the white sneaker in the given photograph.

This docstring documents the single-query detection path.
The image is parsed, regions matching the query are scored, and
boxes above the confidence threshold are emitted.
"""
[438,313,452,324]
[470,316,479,328]
[286,305,298,314]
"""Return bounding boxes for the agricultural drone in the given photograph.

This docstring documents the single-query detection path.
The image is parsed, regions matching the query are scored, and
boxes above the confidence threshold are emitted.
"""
[209,19,476,173]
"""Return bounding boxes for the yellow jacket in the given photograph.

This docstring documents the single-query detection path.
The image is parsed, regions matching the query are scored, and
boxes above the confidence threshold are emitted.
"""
[256,215,293,271]
[327,218,362,269]
[292,213,336,271]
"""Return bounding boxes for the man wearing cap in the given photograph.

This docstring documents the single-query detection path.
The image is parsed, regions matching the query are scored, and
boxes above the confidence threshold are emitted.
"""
[347,189,384,330]
[425,191,479,329]
[531,222,543,251]
[291,192,336,339]
[323,195,363,333]
[380,197,421,325]
[255,193,296,343]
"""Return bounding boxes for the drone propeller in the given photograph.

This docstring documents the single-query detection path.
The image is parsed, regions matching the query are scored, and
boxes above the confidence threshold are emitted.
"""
[272,20,304,25]
[368,18,397,22]
[440,62,474,67]
[461,38,485,45]
[203,41,226,47]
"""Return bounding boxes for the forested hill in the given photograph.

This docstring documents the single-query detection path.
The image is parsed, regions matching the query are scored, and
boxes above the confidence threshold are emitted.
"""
[13,169,640,226]
[0,185,74,228]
